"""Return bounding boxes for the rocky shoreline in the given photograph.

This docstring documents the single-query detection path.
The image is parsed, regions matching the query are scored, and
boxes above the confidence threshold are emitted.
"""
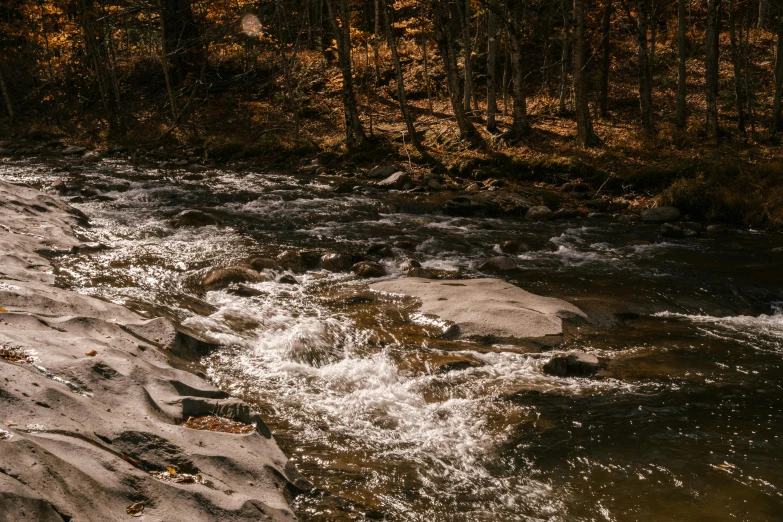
[0,179,308,521]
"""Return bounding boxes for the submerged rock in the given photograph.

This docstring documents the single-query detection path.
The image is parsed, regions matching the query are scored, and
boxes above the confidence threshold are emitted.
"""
[543,351,600,377]
[352,261,387,278]
[321,252,353,272]
[371,278,586,340]
[641,206,681,223]
[277,250,304,272]
[407,267,461,279]
[660,222,703,238]
[478,256,517,272]
[202,267,264,291]
[250,257,278,271]
[170,209,218,228]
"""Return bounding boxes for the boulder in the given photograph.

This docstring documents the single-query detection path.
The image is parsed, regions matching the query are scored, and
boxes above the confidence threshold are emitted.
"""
[300,250,323,269]
[477,256,517,272]
[560,182,590,193]
[442,191,535,217]
[526,205,553,221]
[550,206,585,220]
[377,172,412,190]
[543,351,600,377]
[170,209,218,228]
[610,198,630,210]
[201,267,265,291]
[81,150,102,163]
[62,145,86,155]
[641,206,681,223]
[407,267,461,280]
[352,261,387,278]
[321,253,353,272]
[500,240,521,254]
[367,243,395,258]
[250,257,278,271]
[585,198,610,211]
[660,222,702,239]
[371,278,587,340]
[368,165,398,179]
[277,250,304,273]
[278,274,298,285]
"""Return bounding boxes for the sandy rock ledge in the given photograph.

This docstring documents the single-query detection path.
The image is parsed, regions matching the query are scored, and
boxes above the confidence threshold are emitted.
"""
[0,180,304,521]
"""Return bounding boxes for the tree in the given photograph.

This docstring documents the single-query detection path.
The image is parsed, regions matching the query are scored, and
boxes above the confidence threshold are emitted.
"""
[325,0,367,146]
[705,0,722,138]
[599,0,613,118]
[728,0,746,135]
[623,0,655,134]
[676,0,687,128]
[573,0,600,146]
[772,5,783,135]
[486,0,500,130]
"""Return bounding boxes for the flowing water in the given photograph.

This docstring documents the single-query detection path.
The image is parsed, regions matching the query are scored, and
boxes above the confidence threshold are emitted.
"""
[3,159,783,521]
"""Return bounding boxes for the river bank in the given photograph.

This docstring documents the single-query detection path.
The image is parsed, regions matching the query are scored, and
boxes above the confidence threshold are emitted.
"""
[0,179,308,521]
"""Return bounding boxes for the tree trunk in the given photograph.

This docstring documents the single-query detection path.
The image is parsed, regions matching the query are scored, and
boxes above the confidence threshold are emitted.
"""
[728,0,746,135]
[325,0,367,146]
[423,37,434,115]
[759,0,772,29]
[0,69,12,122]
[559,0,572,114]
[599,0,612,118]
[573,0,599,146]
[462,0,474,114]
[637,0,655,134]
[383,0,426,155]
[772,11,783,135]
[486,0,499,131]
[705,0,722,138]
[432,0,478,140]
[157,0,204,86]
[507,2,529,138]
[676,0,687,128]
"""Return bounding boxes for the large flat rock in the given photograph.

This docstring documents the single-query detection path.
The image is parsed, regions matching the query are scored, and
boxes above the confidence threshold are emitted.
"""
[0,180,301,521]
[371,277,586,340]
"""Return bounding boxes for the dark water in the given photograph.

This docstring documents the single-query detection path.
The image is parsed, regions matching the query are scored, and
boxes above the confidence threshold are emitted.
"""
[3,159,782,521]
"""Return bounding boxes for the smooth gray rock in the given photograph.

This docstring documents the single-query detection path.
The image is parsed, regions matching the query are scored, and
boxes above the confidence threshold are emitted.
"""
[0,180,300,522]
[543,351,601,377]
[478,256,517,272]
[371,278,586,340]
[641,206,681,223]
[377,172,412,190]
[367,165,398,179]
[526,205,553,221]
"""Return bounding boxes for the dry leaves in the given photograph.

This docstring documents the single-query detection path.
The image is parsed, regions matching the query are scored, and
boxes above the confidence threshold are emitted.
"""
[183,415,255,435]
[0,345,32,363]
[85,350,97,356]
[126,502,144,517]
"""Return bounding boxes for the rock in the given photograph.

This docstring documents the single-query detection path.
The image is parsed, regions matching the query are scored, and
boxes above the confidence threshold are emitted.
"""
[432,355,484,374]
[278,274,298,285]
[465,183,481,193]
[62,145,86,155]
[610,198,630,210]
[371,278,587,340]
[394,239,417,251]
[229,283,265,297]
[352,261,387,278]
[500,240,520,254]
[526,206,553,221]
[626,239,652,246]
[81,150,102,163]
[585,198,610,211]
[442,191,535,217]
[377,172,412,190]
[333,183,353,194]
[560,182,590,193]
[641,206,681,223]
[52,178,68,193]
[367,243,395,258]
[300,250,323,269]
[618,213,642,223]
[277,250,304,272]
[400,258,422,270]
[660,222,702,239]
[478,256,517,272]
[407,267,461,279]
[550,206,585,220]
[187,164,207,173]
[250,257,278,271]
[427,179,444,190]
[170,209,218,228]
[202,267,264,291]
[182,172,204,181]
[543,351,600,377]
[321,253,353,272]
[368,165,398,179]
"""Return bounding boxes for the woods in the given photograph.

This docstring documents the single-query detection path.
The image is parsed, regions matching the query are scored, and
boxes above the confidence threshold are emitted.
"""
[0,0,782,159]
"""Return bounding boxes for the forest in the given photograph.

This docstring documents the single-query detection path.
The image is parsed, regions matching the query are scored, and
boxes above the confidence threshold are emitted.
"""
[1,0,783,223]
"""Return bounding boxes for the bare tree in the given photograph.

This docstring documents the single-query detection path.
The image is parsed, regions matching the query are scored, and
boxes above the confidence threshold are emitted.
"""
[705,0,722,138]
[573,0,600,146]
[676,0,687,128]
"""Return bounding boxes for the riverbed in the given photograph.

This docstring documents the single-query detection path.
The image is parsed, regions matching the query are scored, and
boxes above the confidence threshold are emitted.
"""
[3,158,782,521]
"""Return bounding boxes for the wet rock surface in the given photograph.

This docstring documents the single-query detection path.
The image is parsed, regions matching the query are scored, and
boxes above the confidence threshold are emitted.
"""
[543,351,601,377]
[0,181,299,522]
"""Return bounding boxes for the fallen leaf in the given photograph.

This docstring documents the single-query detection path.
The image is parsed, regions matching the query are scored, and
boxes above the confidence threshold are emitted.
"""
[167,466,177,476]
[0,307,6,312]
[122,454,141,468]
[85,350,97,356]
[163,345,171,350]
[106,408,112,413]
[126,502,144,517]
[5,420,17,427]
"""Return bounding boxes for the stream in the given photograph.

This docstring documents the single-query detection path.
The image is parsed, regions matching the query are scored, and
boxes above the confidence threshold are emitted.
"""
[3,158,782,521]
